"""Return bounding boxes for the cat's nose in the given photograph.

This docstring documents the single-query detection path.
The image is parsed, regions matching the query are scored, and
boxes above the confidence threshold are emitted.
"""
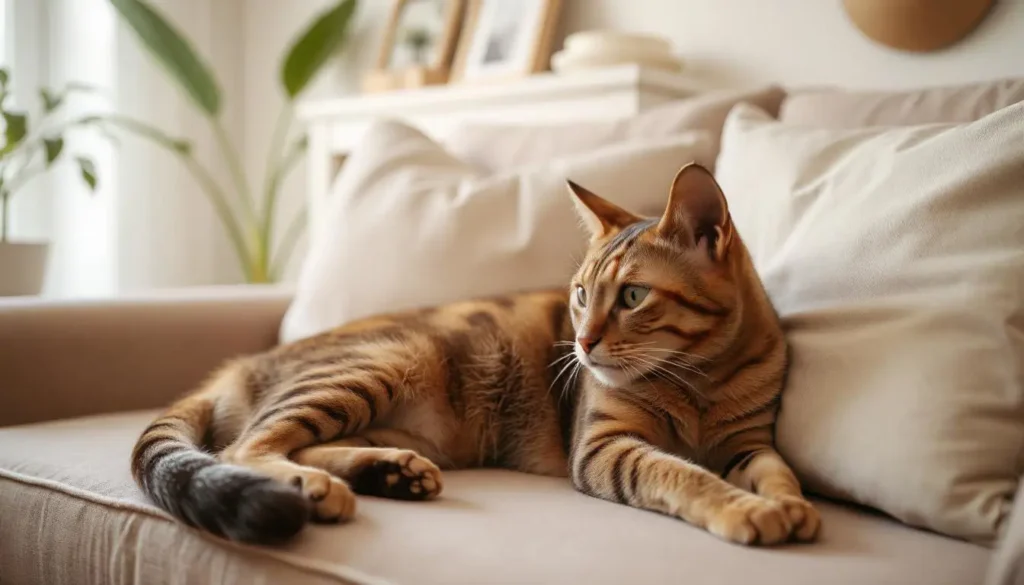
[577,335,602,354]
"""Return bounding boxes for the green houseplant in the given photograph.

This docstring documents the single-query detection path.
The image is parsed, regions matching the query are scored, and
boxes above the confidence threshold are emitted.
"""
[108,0,358,283]
[0,70,100,295]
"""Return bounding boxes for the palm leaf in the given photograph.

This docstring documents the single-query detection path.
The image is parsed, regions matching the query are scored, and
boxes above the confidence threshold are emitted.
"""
[281,0,357,99]
[109,0,221,116]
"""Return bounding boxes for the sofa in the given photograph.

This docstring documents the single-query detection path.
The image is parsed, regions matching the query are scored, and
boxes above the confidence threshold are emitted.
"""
[3,79,1024,585]
[0,286,1016,585]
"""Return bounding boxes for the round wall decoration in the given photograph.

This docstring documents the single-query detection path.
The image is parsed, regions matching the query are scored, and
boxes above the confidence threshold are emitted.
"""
[842,0,996,53]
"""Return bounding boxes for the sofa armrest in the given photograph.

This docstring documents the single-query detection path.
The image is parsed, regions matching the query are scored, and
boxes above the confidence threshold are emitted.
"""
[0,286,293,427]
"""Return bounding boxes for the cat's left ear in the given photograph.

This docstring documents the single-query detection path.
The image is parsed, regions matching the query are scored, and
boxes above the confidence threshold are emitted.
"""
[567,179,641,239]
[656,163,733,261]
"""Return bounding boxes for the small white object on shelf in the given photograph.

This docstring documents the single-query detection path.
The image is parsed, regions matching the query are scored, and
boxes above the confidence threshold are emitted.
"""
[551,31,684,74]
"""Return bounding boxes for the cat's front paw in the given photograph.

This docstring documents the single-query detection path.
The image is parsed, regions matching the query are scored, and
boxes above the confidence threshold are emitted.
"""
[774,495,820,542]
[291,469,357,523]
[707,494,792,546]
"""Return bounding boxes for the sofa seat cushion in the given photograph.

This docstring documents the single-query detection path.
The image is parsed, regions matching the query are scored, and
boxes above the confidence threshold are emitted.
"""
[0,411,991,585]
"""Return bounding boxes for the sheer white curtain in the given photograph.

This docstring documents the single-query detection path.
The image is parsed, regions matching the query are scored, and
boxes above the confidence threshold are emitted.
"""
[9,0,243,298]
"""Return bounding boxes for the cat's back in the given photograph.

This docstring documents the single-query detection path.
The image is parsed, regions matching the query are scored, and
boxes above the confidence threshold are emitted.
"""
[257,288,575,407]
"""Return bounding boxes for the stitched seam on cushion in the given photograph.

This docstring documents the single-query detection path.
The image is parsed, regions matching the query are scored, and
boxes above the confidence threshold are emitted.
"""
[0,470,395,585]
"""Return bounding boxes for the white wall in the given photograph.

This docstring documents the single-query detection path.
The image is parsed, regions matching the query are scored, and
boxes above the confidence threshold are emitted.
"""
[559,0,1024,90]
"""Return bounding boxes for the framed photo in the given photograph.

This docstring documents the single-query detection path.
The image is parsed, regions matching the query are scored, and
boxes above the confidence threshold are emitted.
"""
[451,0,562,84]
[363,0,465,93]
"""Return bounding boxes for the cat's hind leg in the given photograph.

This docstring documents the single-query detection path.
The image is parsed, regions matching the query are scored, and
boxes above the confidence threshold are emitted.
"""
[219,373,397,522]
[292,429,445,501]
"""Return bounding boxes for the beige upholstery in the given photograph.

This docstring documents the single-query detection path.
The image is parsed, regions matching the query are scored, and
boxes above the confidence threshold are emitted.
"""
[0,285,291,427]
[987,478,1024,585]
[0,410,992,585]
[780,78,1024,127]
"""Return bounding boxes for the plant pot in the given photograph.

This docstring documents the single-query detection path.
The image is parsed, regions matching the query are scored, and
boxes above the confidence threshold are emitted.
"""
[0,242,49,296]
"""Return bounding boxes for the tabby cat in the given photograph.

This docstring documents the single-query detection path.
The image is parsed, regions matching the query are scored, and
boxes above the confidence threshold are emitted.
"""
[131,163,820,547]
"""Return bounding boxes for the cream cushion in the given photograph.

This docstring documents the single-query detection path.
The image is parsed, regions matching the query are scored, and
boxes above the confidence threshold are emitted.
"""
[281,120,714,342]
[0,410,992,585]
[780,78,1024,127]
[715,102,1024,544]
[986,478,1024,585]
[444,85,785,172]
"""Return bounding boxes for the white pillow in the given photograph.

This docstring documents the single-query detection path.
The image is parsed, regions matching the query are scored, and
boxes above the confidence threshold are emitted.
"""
[281,120,714,342]
[715,102,1024,544]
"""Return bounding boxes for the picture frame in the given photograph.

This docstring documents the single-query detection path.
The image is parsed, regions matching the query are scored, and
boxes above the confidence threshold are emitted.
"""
[450,0,562,84]
[363,0,466,93]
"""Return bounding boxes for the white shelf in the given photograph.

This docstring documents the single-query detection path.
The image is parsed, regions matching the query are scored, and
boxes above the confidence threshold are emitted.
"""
[297,65,704,122]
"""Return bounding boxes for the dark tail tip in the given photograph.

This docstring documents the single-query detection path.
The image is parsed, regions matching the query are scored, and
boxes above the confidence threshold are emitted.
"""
[147,452,310,545]
[221,474,311,545]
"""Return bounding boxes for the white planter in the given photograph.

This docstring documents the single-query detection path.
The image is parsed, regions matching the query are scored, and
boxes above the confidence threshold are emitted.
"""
[0,242,49,296]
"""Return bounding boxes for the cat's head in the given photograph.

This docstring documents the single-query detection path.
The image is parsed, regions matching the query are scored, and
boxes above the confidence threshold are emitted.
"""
[566,163,754,388]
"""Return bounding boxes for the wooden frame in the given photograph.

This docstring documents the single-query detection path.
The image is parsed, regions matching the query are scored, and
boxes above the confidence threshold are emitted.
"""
[450,0,562,85]
[362,0,466,93]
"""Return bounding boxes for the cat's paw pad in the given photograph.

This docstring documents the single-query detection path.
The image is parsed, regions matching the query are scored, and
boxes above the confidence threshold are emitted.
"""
[291,469,356,522]
[353,450,443,500]
[775,495,820,542]
[708,494,793,546]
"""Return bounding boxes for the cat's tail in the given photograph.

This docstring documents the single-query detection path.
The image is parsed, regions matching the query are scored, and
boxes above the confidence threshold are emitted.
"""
[130,370,309,545]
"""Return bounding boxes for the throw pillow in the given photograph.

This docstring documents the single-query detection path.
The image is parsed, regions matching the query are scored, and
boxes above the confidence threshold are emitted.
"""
[280,120,714,343]
[780,78,1024,127]
[715,102,1024,545]
[443,85,784,172]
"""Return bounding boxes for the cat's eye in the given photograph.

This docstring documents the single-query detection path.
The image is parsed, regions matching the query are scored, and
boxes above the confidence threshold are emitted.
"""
[575,285,587,306]
[620,285,650,309]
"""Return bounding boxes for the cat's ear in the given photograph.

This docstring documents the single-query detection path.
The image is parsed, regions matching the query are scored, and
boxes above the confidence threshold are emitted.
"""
[656,163,733,261]
[566,180,640,239]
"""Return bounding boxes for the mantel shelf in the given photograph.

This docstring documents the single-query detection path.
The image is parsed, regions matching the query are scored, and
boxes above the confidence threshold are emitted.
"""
[297,65,705,122]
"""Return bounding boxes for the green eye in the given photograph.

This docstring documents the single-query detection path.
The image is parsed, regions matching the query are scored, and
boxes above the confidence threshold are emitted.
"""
[621,285,650,308]
[576,285,587,306]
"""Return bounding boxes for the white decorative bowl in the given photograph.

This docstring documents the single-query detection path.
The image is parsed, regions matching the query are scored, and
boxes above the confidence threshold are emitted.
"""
[564,31,673,56]
[553,31,684,74]
[548,30,684,73]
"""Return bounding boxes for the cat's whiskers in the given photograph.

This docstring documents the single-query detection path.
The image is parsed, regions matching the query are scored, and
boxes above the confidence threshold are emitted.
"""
[549,353,581,394]
[645,347,711,367]
[643,352,708,379]
[615,344,709,379]
[564,361,584,401]
[620,352,699,393]
[549,352,577,367]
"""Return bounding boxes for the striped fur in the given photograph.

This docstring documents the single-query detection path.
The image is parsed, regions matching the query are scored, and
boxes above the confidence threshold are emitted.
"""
[132,163,819,546]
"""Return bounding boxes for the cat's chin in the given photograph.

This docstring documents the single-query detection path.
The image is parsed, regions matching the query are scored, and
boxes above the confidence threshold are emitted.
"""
[585,363,635,388]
